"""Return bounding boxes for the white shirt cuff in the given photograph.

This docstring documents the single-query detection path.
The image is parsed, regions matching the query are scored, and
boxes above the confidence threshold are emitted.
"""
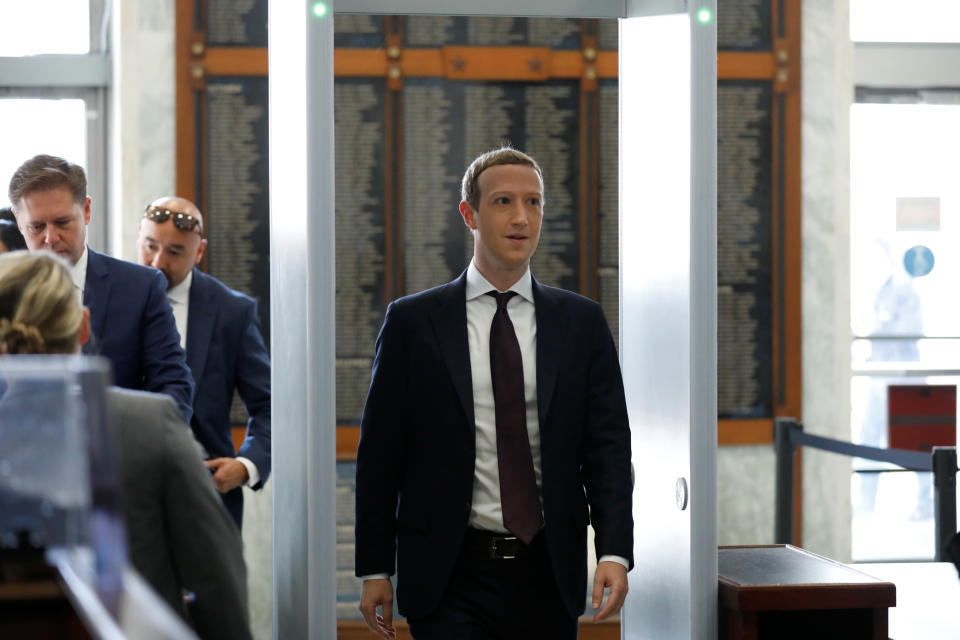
[236,456,260,487]
[598,555,630,570]
[361,573,390,581]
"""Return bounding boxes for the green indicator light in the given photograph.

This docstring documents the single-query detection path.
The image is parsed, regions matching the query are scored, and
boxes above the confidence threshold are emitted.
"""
[312,2,328,18]
[696,7,713,24]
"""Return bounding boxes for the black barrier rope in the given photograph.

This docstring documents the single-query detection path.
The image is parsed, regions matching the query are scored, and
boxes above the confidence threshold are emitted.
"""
[788,429,932,471]
[775,417,958,560]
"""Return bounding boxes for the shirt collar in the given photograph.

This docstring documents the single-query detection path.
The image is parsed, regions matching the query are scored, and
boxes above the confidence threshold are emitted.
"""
[70,245,88,293]
[466,260,534,304]
[166,269,193,305]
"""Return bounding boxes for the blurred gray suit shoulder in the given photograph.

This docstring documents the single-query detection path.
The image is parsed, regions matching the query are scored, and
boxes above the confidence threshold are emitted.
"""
[106,387,251,640]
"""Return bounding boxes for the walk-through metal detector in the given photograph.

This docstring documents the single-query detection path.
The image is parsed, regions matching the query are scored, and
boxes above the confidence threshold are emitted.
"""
[268,1,716,637]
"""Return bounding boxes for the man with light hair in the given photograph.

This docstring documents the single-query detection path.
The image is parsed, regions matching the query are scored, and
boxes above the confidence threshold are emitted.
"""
[8,154,194,420]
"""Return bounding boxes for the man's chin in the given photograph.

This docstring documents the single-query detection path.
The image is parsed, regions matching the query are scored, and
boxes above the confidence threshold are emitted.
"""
[53,249,79,264]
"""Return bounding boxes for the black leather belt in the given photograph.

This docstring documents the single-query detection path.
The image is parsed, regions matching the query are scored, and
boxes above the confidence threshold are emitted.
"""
[462,528,527,560]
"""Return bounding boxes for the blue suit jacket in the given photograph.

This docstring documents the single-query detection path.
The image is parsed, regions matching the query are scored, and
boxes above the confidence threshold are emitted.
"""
[186,269,271,526]
[355,271,634,620]
[82,248,194,422]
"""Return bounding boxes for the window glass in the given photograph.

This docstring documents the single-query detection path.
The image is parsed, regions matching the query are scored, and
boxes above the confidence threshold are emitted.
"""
[850,99,960,562]
[0,99,87,207]
[0,1,90,56]
[850,103,960,340]
[851,0,960,43]
[852,338,960,371]
[850,373,960,561]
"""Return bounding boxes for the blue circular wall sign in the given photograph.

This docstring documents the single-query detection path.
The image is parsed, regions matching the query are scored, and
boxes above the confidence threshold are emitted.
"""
[903,245,935,278]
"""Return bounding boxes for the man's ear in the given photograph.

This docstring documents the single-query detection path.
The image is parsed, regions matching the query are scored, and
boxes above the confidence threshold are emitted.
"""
[459,201,477,230]
[78,307,91,347]
[194,238,207,266]
[82,196,92,226]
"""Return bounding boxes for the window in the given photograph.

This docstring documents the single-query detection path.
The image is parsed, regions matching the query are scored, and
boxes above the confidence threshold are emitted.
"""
[851,0,960,43]
[0,0,109,249]
[0,1,91,55]
[850,94,960,561]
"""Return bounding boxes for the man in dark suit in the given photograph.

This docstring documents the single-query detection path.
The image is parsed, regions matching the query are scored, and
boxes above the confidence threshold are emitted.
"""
[356,148,633,640]
[136,196,271,529]
[7,155,194,420]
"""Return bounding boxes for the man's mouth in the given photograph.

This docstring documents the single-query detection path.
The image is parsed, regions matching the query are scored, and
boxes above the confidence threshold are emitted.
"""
[506,234,527,241]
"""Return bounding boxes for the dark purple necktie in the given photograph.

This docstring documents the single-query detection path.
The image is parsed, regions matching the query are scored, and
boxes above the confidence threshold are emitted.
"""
[487,291,543,544]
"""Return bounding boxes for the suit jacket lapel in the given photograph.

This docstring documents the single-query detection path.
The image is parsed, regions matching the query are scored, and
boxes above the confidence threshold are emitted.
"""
[533,278,564,428]
[186,269,216,384]
[429,272,475,433]
[82,248,109,355]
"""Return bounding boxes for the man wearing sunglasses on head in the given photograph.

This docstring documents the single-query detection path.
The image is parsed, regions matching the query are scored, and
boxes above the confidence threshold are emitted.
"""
[8,154,194,422]
[137,196,271,530]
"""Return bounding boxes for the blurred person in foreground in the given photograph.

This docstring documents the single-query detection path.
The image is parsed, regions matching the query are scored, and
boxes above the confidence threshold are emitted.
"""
[0,250,251,640]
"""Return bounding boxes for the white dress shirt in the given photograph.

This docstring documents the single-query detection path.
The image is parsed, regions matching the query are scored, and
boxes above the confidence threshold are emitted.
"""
[70,245,88,296]
[170,273,259,488]
[465,260,541,532]
[466,262,627,570]
[166,270,192,349]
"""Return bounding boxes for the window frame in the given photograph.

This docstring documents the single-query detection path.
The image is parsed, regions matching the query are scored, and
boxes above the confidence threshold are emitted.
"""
[0,0,111,251]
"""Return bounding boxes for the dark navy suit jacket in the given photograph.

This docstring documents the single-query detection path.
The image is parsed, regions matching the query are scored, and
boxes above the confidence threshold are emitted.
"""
[355,271,634,620]
[82,248,194,422]
[186,269,271,527]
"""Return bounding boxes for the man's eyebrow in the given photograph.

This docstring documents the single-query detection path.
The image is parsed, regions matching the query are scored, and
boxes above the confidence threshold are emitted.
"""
[144,235,187,251]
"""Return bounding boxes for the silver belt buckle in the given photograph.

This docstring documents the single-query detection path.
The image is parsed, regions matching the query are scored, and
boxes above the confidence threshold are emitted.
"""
[489,535,518,559]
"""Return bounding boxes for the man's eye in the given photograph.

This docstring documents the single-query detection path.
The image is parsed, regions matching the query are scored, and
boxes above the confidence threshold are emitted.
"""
[495,197,509,205]
[528,198,541,206]
[169,251,181,257]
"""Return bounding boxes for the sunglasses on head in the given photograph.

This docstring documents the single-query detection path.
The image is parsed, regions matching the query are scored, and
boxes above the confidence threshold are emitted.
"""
[143,205,203,234]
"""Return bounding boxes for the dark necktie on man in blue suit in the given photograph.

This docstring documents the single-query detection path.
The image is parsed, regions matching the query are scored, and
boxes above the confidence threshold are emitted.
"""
[487,291,543,544]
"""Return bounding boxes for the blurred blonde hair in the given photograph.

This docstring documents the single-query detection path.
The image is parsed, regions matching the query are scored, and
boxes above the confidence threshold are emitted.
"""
[0,250,82,354]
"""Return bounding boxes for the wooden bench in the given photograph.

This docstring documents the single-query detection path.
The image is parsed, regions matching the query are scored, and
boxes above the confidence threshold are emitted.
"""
[719,545,895,640]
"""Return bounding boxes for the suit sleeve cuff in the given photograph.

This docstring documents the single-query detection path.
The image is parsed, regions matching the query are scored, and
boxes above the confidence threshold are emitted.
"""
[236,456,260,487]
[598,555,629,570]
[361,573,390,581]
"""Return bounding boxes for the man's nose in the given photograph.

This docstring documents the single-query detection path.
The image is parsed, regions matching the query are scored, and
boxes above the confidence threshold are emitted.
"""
[509,202,528,225]
[43,228,58,246]
[152,253,167,269]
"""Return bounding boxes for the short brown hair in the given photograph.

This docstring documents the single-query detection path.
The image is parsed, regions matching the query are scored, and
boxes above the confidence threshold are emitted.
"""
[8,154,87,209]
[461,147,543,209]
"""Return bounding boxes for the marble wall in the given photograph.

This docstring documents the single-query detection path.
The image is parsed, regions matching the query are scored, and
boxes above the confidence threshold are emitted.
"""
[109,0,175,260]
[800,0,853,563]
[716,0,854,562]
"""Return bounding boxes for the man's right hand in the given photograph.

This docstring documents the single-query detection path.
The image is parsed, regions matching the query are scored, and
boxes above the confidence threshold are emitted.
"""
[359,578,396,639]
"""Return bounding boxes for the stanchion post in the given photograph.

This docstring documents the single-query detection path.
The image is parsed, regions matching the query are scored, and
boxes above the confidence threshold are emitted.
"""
[933,446,958,562]
[774,417,799,544]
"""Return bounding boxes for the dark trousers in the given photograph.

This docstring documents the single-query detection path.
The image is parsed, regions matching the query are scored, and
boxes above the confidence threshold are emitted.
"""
[407,529,578,640]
